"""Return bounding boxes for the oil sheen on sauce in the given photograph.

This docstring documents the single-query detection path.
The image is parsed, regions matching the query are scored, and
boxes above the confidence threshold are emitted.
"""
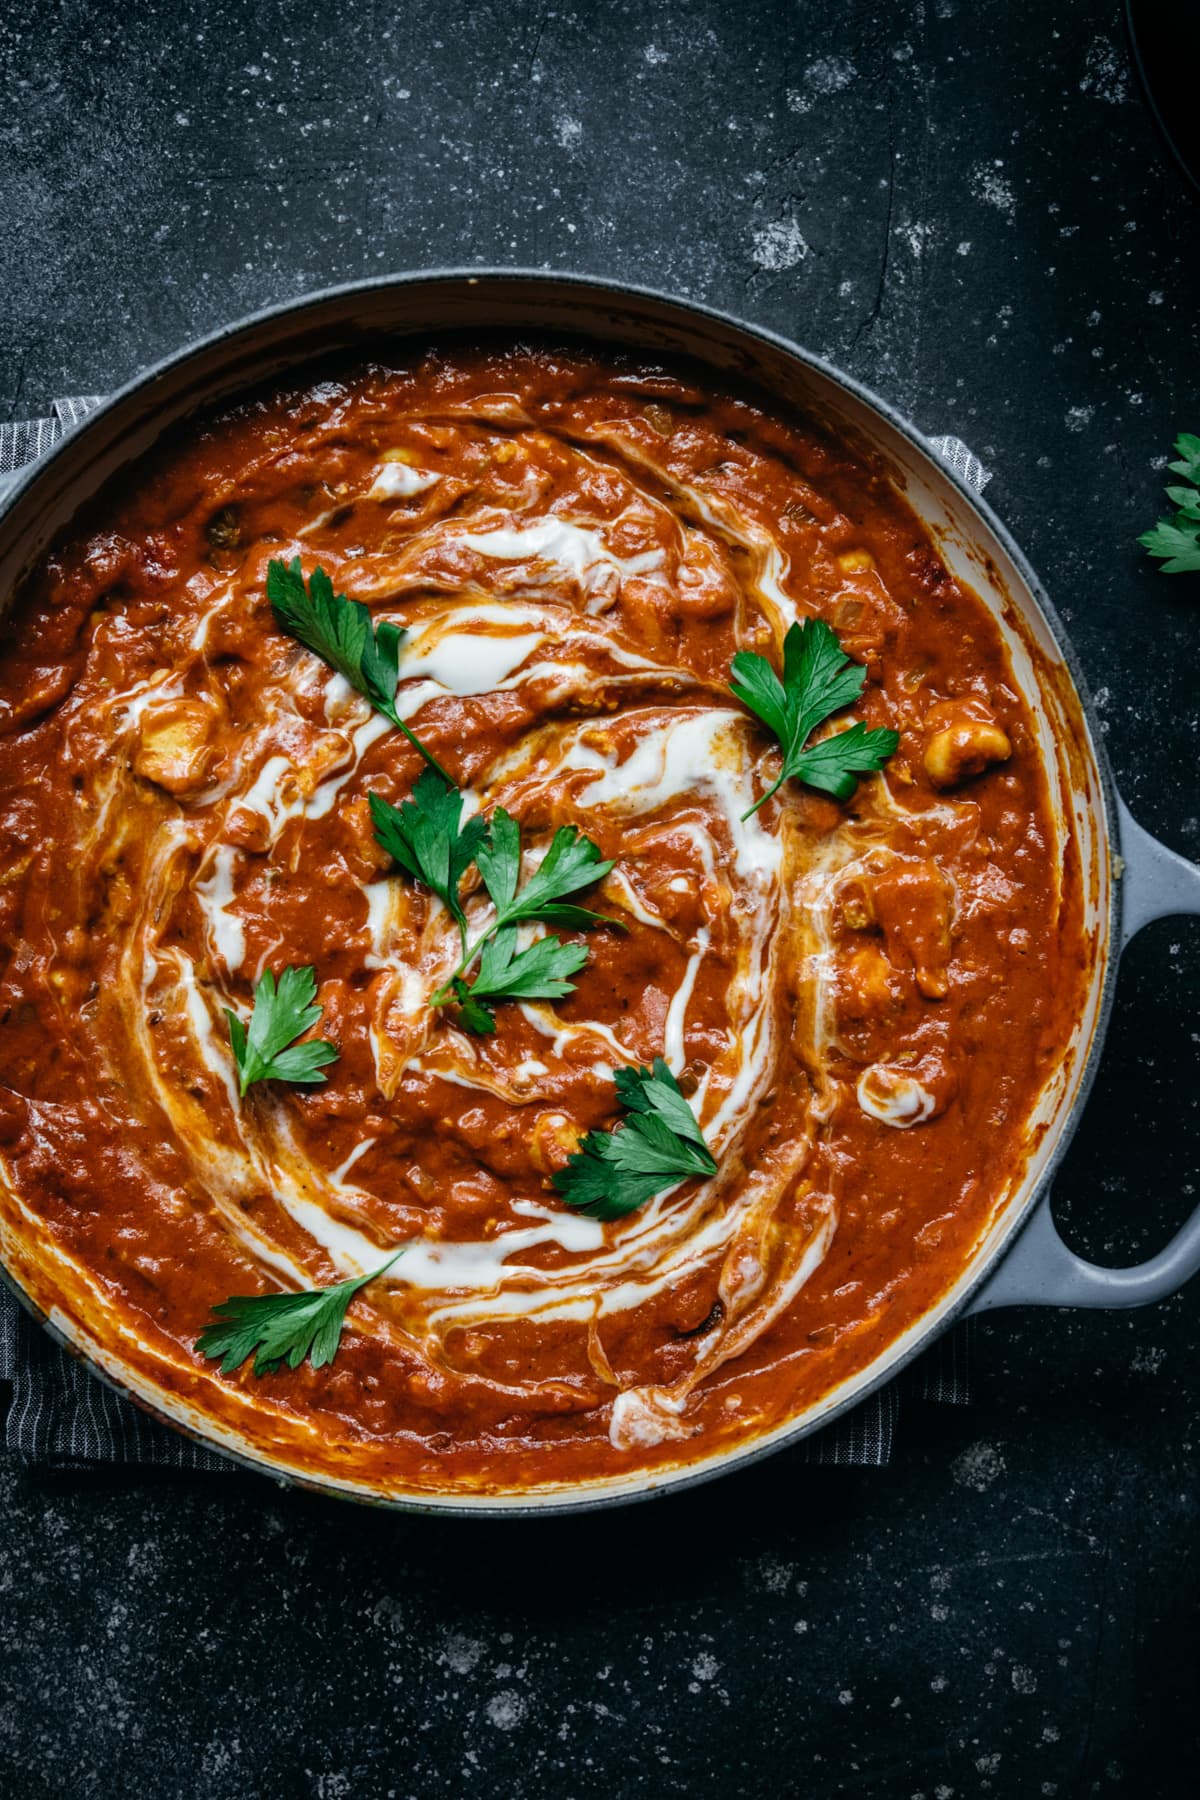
[0,345,1087,1494]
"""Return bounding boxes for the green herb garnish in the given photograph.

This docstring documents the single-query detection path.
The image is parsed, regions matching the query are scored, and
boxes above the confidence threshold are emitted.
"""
[197,1251,403,1376]
[427,807,617,1033]
[225,964,339,1095]
[448,927,591,1034]
[554,1057,718,1220]
[730,616,899,818]
[1139,433,1200,574]
[368,770,488,952]
[267,556,454,782]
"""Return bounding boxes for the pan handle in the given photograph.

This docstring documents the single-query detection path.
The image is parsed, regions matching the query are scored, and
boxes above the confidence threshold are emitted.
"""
[968,796,1200,1313]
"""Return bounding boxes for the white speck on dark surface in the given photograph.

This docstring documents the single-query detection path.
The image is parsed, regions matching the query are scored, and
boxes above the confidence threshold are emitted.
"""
[485,1690,527,1731]
[952,1441,1007,1491]
[786,55,857,113]
[969,161,1017,221]
[751,216,810,270]
[1079,34,1133,106]
[442,1633,487,1675]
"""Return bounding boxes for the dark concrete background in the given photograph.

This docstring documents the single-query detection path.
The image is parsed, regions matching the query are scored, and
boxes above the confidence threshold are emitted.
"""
[1,2,1198,1795]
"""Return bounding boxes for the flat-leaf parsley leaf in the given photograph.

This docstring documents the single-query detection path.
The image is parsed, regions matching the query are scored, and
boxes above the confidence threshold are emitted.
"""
[267,556,454,781]
[554,1057,718,1221]
[369,770,488,951]
[450,927,590,1034]
[225,964,339,1096]
[430,809,617,1031]
[1139,433,1200,574]
[197,1250,404,1376]
[730,616,899,817]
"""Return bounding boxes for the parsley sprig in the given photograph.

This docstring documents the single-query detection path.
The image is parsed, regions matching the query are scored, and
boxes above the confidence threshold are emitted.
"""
[554,1057,718,1220]
[449,928,591,1035]
[267,557,454,782]
[730,617,899,818]
[225,964,339,1095]
[432,805,617,1033]
[368,779,616,1032]
[1139,433,1200,574]
[197,1250,403,1376]
[368,770,488,953]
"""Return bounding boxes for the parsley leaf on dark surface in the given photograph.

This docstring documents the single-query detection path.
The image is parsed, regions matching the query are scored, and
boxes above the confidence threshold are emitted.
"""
[1139,434,1200,574]
[197,1251,404,1376]
[225,964,339,1096]
[554,1057,718,1221]
[730,616,899,816]
[266,556,454,781]
[369,772,488,950]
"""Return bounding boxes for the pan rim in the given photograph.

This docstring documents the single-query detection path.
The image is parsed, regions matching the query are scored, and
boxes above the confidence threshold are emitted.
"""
[0,266,1122,1514]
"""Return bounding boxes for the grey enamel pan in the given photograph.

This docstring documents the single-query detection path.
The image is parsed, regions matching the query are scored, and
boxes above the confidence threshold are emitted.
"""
[0,270,1197,1513]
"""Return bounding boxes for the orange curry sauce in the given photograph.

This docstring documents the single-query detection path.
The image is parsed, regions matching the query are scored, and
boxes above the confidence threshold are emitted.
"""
[0,345,1087,1493]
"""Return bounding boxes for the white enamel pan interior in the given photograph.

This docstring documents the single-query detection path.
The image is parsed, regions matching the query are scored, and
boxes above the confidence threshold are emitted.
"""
[1,270,1198,1514]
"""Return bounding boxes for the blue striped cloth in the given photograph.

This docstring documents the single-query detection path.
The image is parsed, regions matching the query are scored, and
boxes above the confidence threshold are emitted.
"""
[0,398,979,1473]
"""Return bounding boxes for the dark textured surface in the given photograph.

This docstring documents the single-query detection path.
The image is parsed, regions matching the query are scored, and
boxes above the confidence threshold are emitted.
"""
[1,2,1198,1795]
